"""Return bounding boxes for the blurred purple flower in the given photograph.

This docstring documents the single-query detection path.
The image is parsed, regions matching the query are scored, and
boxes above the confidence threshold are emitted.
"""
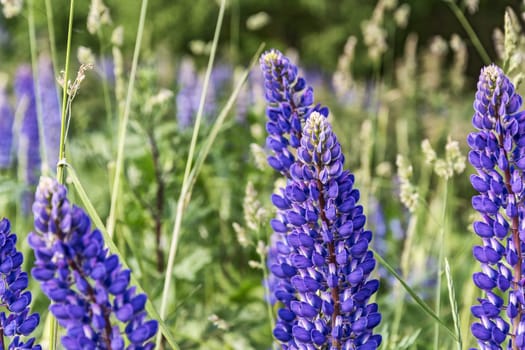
[38,56,61,173]
[175,57,218,129]
[0,83,14,169]
[15,65,40,213]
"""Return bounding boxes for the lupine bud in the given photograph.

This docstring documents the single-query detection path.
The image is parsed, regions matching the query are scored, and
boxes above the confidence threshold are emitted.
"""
[29,177,158,350]
[468,64,525,348]
[0,218,41,349]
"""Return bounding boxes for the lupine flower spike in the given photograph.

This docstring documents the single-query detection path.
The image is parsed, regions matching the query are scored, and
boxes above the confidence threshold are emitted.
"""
[29,177,158,349]
[0,218,41,350]
[260,49,327,177]
[468,64,525,348]
[261,50,381,349]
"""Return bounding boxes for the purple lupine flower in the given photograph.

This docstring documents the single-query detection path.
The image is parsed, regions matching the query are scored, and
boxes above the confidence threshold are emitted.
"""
[0,83,14,169]
[15,65,40,213]
[261,50,381,349]
[467,64,525,348]
[29,177,158,350]
[210,63,232,99]
[38,56,61,173]
[0,218,41,350]
[269,111,382,349]
[96,57,115,85]
[259,49,325,177]
[175,57,217,129]
[176,57,199,129]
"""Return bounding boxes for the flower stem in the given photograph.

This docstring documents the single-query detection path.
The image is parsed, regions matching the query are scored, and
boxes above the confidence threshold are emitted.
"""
[51,0,75,347]
[147,130,165,271]
[433,180,449,350]
[316,178,340,349]
[498,132,522,350]
[444,0,490,65]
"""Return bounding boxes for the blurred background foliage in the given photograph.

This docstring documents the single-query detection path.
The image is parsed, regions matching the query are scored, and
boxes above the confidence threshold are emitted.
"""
[0,0,521,77]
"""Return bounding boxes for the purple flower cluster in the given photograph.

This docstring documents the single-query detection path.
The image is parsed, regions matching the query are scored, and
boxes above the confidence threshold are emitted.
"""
[0,218,41,350]
[175,57,217,129]
[260,49,322,177]
[261,50,381,349]
[29,177,158,350]
[15,65,40,189]
[37,57,61,173]
[468,64,525,348]
[0,84,14,170]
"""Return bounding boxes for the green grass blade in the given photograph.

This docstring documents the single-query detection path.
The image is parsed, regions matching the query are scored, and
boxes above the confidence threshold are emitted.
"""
[66,164,180,350]
[180,0,226,187]
[157,1,228,345]
[443,0,491,65]
[107,0,149,238]
[445,258,463,350]
[372,249,458,341]
[56,0,75,184]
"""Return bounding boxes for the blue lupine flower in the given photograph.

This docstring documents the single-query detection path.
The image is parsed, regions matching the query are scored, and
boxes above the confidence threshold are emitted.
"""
[467,64,525,348]
[29,177,158,350]
[259,49,324,177]
[38,56,61,173]
[0,218,41,350]
[15,65,40,213]
[269,111,382,349]
[261,50,381,349]
[0,83,14,169]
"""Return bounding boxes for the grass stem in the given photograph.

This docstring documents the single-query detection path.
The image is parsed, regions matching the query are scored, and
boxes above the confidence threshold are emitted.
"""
[444,0,491,65]
[106,0,149,238]
[433,180,449,350]
[56,0,75,184]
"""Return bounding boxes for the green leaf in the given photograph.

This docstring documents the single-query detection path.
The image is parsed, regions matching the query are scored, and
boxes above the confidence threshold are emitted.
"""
[172,247,212,281]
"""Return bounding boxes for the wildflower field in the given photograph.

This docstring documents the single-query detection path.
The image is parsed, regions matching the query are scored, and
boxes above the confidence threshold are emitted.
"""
[0,0,524,349]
